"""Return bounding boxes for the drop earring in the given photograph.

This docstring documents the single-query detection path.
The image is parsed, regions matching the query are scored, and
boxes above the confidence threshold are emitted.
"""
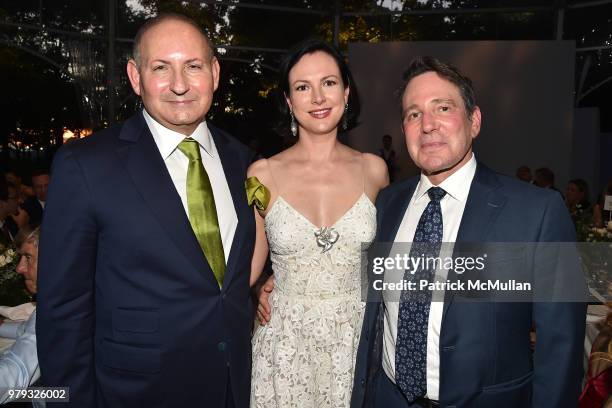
[342,103,349,130]
[290,110,298,137]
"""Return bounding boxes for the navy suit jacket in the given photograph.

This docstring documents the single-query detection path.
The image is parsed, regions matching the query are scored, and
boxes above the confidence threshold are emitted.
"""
[22,196,43,227]
[37,112,256,407]
[351,162,586,408]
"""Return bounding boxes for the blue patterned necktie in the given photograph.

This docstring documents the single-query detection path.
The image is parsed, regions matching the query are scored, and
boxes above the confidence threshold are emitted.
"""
[395,186,446,402]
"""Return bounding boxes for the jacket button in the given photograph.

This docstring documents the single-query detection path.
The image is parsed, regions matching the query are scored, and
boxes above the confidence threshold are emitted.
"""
[218,342,226,352]
[360,378,365,387]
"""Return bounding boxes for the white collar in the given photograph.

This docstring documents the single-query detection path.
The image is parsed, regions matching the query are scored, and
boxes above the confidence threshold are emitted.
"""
[414,153,477,203]
[142,109,214,160]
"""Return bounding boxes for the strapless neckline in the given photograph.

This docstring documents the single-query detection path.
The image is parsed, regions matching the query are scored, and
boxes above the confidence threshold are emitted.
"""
[266,192,374,229]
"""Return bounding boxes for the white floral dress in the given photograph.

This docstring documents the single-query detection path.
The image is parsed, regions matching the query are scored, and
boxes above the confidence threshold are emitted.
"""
[251,193,376,408]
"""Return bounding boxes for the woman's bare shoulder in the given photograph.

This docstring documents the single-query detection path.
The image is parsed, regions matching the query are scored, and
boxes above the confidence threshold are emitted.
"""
[362,152,390,192]
[247,158,276,190]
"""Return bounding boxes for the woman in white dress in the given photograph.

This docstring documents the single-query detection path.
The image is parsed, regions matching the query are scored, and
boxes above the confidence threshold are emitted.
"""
[247,40,389,408]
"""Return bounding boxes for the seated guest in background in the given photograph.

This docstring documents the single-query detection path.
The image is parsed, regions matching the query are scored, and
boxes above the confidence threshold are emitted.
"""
[534,167,563,196]
[515,165,532,183]
[533,167,554,188]
[0,180,21,245]
[5,170,33,199]
[593,180,612,228]
[21,169,50,227]
[3,171,29,230]
[0,225,41,405]
[565,178,591,224]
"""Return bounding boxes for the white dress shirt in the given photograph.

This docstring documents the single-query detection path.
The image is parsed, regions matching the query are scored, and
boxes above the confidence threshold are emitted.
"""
[382,154,477,401]
[143,110,237,263]
[0,219,14,242]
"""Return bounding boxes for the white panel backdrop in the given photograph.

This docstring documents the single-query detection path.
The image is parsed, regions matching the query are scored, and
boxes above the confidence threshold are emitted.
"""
[346,41,585,190]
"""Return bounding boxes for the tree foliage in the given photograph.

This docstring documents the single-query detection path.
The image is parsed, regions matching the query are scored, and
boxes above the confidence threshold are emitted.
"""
[0,0,611,163]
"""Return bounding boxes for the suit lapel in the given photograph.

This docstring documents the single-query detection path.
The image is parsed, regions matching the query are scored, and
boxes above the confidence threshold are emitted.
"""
[442,163,507,321]
[209,125,249,290]
[116,113,219,290]
[371,179,418,304]
[380,179,418,243]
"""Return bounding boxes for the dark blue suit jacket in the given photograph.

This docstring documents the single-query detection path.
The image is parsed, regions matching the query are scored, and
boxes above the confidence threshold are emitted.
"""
[22,196,44,227]
[351,162,586,408]
[37,112,256,407]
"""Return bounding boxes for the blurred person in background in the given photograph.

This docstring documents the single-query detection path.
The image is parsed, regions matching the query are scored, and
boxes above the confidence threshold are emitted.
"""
[379,134,397,182]
[565,178,591,225]
[592,180,612,228]
[0,225,41,406]
[0,180,21,245]
[21,170,50,227]
[533,167,560,192]
[515,165,532,183]
[4,171,33,199]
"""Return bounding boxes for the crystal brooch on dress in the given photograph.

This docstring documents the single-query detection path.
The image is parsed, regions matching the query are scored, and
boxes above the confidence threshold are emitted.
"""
[314,227,339,253]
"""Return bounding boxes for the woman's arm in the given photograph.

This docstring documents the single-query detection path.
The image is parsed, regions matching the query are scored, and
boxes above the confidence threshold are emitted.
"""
[247,159,274,287]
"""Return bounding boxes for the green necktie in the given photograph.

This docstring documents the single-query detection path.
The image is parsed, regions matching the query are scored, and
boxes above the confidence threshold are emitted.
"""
[178,138,226,287]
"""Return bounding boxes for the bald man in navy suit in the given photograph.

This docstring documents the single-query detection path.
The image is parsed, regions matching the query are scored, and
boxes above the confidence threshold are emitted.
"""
[38,13,255,407]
